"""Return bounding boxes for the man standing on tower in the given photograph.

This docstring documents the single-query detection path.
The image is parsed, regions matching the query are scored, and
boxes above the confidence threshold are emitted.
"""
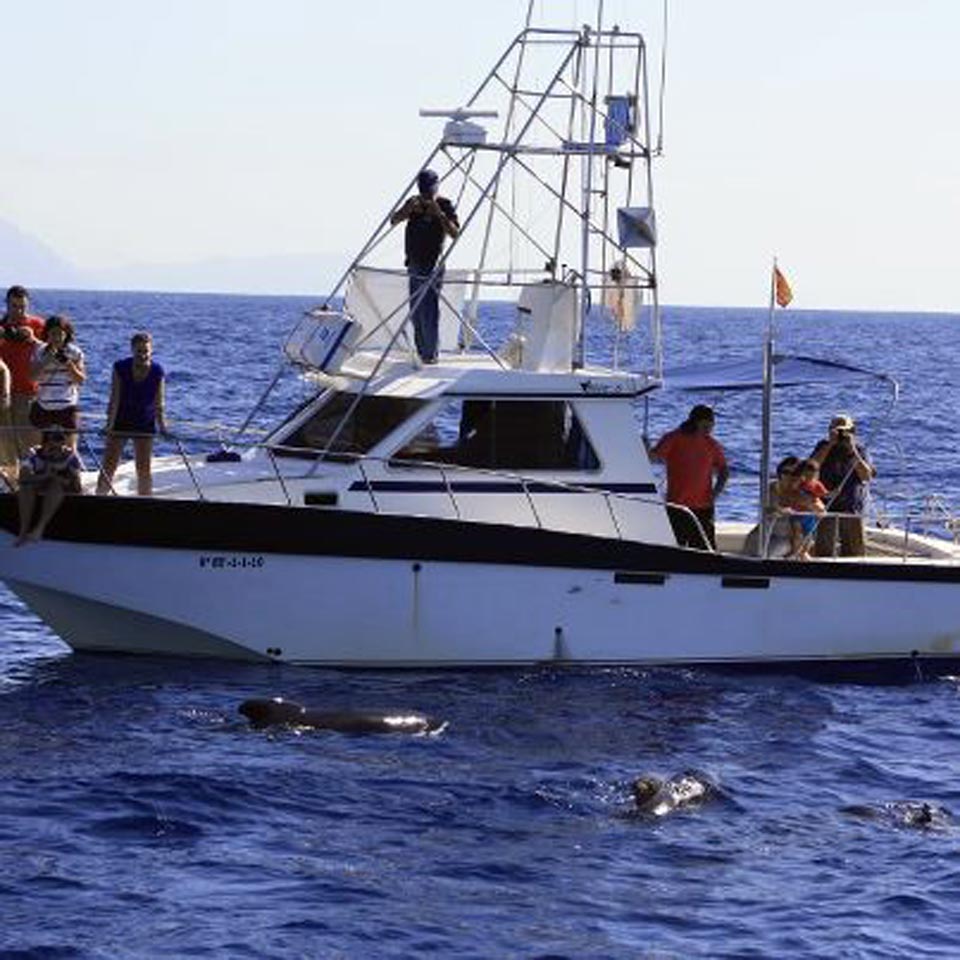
[390,169,460,364]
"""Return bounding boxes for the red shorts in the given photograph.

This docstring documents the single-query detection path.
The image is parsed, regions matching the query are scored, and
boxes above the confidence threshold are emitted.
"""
[29,403,79,431]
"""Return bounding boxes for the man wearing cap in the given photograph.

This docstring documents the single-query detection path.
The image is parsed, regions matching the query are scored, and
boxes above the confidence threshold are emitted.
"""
[651,404,729,550]
[390,169,460,364]
[810,413,876,557]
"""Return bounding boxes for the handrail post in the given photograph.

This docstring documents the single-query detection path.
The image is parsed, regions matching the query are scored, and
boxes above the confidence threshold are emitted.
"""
[761,513,776,558]
[666,500,715,553]
[439,464,461,519]
[604,491,623,539]
[520,477,542,528]
[266,448,293,506]
[173,437,205,500]
[356,458,379,513]
[82,430,120,497]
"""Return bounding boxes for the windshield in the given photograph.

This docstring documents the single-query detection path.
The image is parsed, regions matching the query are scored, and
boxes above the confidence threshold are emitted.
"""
[274,391,427,460]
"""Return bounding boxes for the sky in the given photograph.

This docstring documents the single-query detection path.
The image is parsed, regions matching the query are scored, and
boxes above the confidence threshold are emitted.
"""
[3,0,959,310]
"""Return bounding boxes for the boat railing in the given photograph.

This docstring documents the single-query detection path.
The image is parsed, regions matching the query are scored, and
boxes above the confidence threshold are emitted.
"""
[345,450,645,543]
[15,422,684,546]
[10,422,956,558]
[881,494,960,559]
[760,508,865,559]
[306,447,714,548]
[761,501,960,561]
[894,494,960,542]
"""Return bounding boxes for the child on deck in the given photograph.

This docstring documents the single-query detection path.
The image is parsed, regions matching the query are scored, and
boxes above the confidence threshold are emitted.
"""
[14,428,82,545]
[789,458,828,559]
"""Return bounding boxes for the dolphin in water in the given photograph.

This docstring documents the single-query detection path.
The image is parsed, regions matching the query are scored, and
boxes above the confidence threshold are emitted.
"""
[631,772,717,817]
[239,697,446,735]
[842,801,951,831]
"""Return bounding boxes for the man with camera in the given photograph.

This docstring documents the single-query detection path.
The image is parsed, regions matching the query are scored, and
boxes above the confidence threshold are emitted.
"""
[811,413,876,557]
[390,169,459,364]
[0,285,45,469]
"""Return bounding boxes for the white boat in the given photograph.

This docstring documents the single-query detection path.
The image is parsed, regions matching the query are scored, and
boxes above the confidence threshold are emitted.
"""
[3,14,960,678]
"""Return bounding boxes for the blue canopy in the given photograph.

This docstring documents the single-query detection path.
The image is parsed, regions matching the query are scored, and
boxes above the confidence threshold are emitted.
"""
[664,353,898,396]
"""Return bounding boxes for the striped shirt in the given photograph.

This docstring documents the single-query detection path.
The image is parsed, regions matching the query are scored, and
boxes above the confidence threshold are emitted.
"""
[34,342,84,410]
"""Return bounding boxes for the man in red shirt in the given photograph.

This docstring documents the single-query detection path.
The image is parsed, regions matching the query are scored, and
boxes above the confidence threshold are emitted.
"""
[0,285,45,471]
[651,404,729,550]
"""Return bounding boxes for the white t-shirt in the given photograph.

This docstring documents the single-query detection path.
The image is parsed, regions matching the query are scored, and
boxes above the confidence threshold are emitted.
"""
[34,342,84,410]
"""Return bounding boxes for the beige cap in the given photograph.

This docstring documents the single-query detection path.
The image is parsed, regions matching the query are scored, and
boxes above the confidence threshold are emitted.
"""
[830,413,855,432]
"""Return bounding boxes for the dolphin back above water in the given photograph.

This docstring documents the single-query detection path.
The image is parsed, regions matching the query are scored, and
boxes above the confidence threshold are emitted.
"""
[631,772,716,817]
[842,801,952,830]
[239,697,445,734]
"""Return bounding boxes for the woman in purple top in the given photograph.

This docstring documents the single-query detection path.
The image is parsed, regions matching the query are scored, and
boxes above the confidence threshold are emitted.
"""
[96,331,168,496]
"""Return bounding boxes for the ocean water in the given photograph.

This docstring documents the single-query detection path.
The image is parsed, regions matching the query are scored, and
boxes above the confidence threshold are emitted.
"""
[2,290,960,957]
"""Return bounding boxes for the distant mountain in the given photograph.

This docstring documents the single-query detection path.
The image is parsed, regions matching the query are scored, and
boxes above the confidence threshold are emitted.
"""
[0,215,343,296]
[0,218,84,289]
[88,252,343,296]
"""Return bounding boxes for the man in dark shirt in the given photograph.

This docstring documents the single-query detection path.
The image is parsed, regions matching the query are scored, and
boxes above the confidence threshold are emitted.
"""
[390,169,459,363]
[811,413,876,557]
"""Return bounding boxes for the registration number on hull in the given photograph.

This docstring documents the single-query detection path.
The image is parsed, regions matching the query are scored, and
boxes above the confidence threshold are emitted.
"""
[198,555,266,570]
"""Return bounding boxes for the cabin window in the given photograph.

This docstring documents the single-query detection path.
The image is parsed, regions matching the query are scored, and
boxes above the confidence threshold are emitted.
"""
[390,399,599,470]
[275,391,427,459]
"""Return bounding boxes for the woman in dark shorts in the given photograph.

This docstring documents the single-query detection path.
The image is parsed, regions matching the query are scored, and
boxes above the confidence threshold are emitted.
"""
[29,315,86,443]
[96,332,168,496]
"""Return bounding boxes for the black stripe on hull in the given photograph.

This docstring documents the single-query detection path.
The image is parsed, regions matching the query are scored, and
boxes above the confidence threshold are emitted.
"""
[347,480,658,494]
[1,494,959,584]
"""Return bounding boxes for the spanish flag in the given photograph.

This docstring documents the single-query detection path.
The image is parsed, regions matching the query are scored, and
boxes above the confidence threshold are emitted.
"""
[774,266,793,308]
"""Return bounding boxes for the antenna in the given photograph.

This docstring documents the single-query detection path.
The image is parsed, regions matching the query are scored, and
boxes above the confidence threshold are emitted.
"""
[418,108,499,119]
[655,0,669,156]
[419,108,500,146]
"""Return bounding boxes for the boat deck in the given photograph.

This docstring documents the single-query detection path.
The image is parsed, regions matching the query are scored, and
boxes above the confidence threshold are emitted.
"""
[716,521,960,563]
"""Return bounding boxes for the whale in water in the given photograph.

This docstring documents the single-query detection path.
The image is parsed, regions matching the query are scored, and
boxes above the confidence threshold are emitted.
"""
[239,697,446,734]
[631,772,717,817]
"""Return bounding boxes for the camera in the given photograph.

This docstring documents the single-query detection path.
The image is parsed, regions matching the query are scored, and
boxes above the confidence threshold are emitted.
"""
[55,349,68,363]
[3,326,27,342]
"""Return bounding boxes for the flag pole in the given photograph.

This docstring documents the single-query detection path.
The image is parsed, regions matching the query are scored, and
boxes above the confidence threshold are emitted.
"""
[758,257,777,556]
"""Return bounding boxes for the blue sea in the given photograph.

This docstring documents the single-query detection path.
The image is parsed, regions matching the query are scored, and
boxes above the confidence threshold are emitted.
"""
[2,290,960,958]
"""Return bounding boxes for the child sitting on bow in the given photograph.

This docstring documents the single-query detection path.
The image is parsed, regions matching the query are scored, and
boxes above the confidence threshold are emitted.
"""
[787,458,828,559]
[15,428,82,545]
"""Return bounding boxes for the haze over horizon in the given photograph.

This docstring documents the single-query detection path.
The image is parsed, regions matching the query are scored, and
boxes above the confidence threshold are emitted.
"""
[0,216,343,296]
[4,1,959,311]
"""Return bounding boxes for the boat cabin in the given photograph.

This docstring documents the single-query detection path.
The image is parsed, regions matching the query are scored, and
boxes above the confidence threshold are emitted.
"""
[262,356,676,545]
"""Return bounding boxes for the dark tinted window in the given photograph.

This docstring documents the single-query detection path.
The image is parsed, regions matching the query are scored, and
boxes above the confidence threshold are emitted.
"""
[276,391,426,460]
[391,399,599,470]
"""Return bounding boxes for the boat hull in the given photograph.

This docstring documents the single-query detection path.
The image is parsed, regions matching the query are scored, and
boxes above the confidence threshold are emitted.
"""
[2,496,960,676]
